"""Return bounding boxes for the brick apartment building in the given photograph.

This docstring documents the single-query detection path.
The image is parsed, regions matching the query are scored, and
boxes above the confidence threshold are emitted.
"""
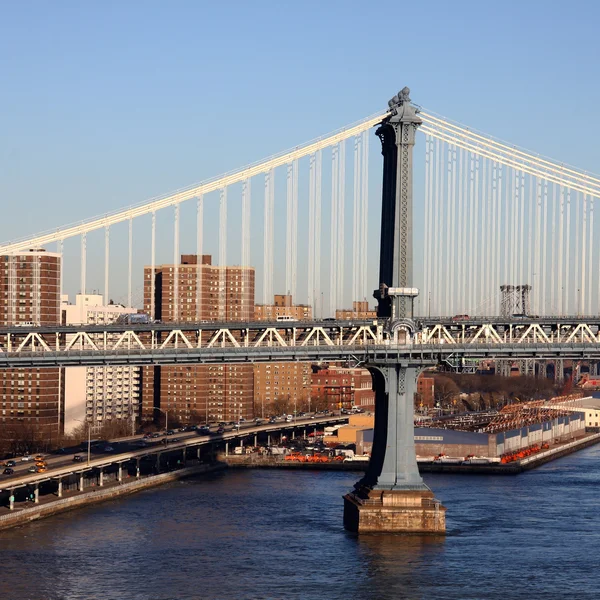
[253,295,312,415]
[0,250,62,442]
[311,365,375,411]
[141,255,255,424]
[335,300,377,320]
[254,294,312,321]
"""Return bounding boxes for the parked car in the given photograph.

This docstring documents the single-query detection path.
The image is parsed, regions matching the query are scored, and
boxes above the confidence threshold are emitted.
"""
[3,468,14,475]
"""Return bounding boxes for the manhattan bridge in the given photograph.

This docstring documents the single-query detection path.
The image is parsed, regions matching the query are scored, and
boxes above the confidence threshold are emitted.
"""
[2,87,600,532]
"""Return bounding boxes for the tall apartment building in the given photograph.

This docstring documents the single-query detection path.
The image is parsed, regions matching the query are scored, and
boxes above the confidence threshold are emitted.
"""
[62,294,141,434]
[335,300,377,320]
[253,295,312,415]
[0,250,62,442]
[142,255,255,424]
[311,365,375,411]
[255,294,312,321]
[254,362,312,416]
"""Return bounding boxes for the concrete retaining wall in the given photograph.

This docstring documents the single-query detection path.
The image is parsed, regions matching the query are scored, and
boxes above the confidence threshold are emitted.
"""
[0,463,224,532]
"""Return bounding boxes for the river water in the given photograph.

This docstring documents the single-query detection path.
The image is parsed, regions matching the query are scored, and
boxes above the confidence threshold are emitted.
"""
[1,445,599,600]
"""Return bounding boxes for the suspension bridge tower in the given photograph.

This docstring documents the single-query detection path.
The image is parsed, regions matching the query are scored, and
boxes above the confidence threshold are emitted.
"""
[343,88,446,534]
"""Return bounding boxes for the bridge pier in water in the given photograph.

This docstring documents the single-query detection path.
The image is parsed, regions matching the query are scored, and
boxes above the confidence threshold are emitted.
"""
[344,88,446,534]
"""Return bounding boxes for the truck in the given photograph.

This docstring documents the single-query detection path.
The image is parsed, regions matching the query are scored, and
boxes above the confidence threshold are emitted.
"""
[116,313,151,325]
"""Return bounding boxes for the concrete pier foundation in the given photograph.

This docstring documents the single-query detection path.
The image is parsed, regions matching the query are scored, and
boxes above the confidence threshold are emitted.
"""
[343,487,446,534]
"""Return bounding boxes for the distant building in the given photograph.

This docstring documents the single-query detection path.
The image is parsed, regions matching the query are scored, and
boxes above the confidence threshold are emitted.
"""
[62,294,141,435]
[254,294,312,321]
[417,375,435,409]
[335,300,376,320]
[0,250,62,442]
[311,365,374,411]
[254,362,312,416]
[142,255,255,424]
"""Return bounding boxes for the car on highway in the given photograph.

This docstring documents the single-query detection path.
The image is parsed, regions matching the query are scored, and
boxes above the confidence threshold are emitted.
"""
[197,426,210,435]
[35,461,46,468]
[73,455,84,462]
[36,466,47,473]
[34,454,44,461]
[151,433,161,438]
[27,466,37,473]
[21,455,34,462]
[166,430,175,436]
[3,468,14,475]
[4,460,16,467]
[103,445,114,452]
[215,427,225,434]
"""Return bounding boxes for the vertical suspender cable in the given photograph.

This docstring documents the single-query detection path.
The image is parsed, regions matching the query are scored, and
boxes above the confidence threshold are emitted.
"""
[534,179,542,314]
[582,194,588,314]
[263,171,274,303]
[519,172,527,285]
[196,195,204,320]
[308,154,316,314]
[565,190,571,314]
[528,176,534,290]
[128,218,133,308]
[473,155,480,313]
[550,184,557,312]
[424,137,431,313]
[219,188,227,319]
[457,148,465,311]
[491,163,498,312]
[479,158,487,311]
[433,139,441,314]
[58,239,64,296]
[330,145,339,316]
[352,136,360,306]
[241,180,251,319]
[588,197,593,313]
[338,141,346,308]
[558,187,565,313]
[104,226,110,305]
[449,146,457,316]
[292,159,298,300]
[150,211,156,320]
[315,151,323,316]
[445,144,453,315]
[575,192,581,314]
[360,131,369,303]
[81,232,87,296]
[286,164,293,296]
[468,153,475,312]
[173,204,180,320]
[541,181,548,315]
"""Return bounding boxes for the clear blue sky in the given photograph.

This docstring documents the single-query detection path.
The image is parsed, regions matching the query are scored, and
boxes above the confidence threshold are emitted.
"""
[1,1,599,306]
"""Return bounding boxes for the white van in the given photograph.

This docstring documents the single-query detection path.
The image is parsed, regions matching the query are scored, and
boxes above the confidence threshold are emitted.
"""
[286,415,293,422]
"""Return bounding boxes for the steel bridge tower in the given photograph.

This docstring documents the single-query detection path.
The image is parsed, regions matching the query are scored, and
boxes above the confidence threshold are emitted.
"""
[343,88,446,534]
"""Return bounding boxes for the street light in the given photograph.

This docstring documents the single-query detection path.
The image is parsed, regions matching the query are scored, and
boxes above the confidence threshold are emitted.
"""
[74,418,91,466]
[152,407,168,432]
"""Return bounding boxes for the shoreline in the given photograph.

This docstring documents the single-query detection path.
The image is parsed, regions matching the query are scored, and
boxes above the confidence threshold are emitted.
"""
[0,462,225,532]
[223,432,600,475]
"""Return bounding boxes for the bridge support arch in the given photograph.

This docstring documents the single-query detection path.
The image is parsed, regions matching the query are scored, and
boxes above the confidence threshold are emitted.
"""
[344,87,445,534]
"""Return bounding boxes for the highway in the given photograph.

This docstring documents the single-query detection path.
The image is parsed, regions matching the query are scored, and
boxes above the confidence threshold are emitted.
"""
[0,415,348,490]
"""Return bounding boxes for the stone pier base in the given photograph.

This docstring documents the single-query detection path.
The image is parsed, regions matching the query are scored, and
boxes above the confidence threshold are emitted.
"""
[343,486,446,534]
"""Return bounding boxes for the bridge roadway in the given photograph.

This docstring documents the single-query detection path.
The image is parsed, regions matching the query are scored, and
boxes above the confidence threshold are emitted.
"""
[4,317,600,367]
[0,415,347,493]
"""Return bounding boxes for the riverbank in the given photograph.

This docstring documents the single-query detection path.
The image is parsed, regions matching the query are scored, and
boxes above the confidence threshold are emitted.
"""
[0,462,225,532]
[223,432,600,474]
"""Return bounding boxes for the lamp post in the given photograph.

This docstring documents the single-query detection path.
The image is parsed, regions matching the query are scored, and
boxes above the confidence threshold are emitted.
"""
[74,418,91,466]
[153,407,168,432]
